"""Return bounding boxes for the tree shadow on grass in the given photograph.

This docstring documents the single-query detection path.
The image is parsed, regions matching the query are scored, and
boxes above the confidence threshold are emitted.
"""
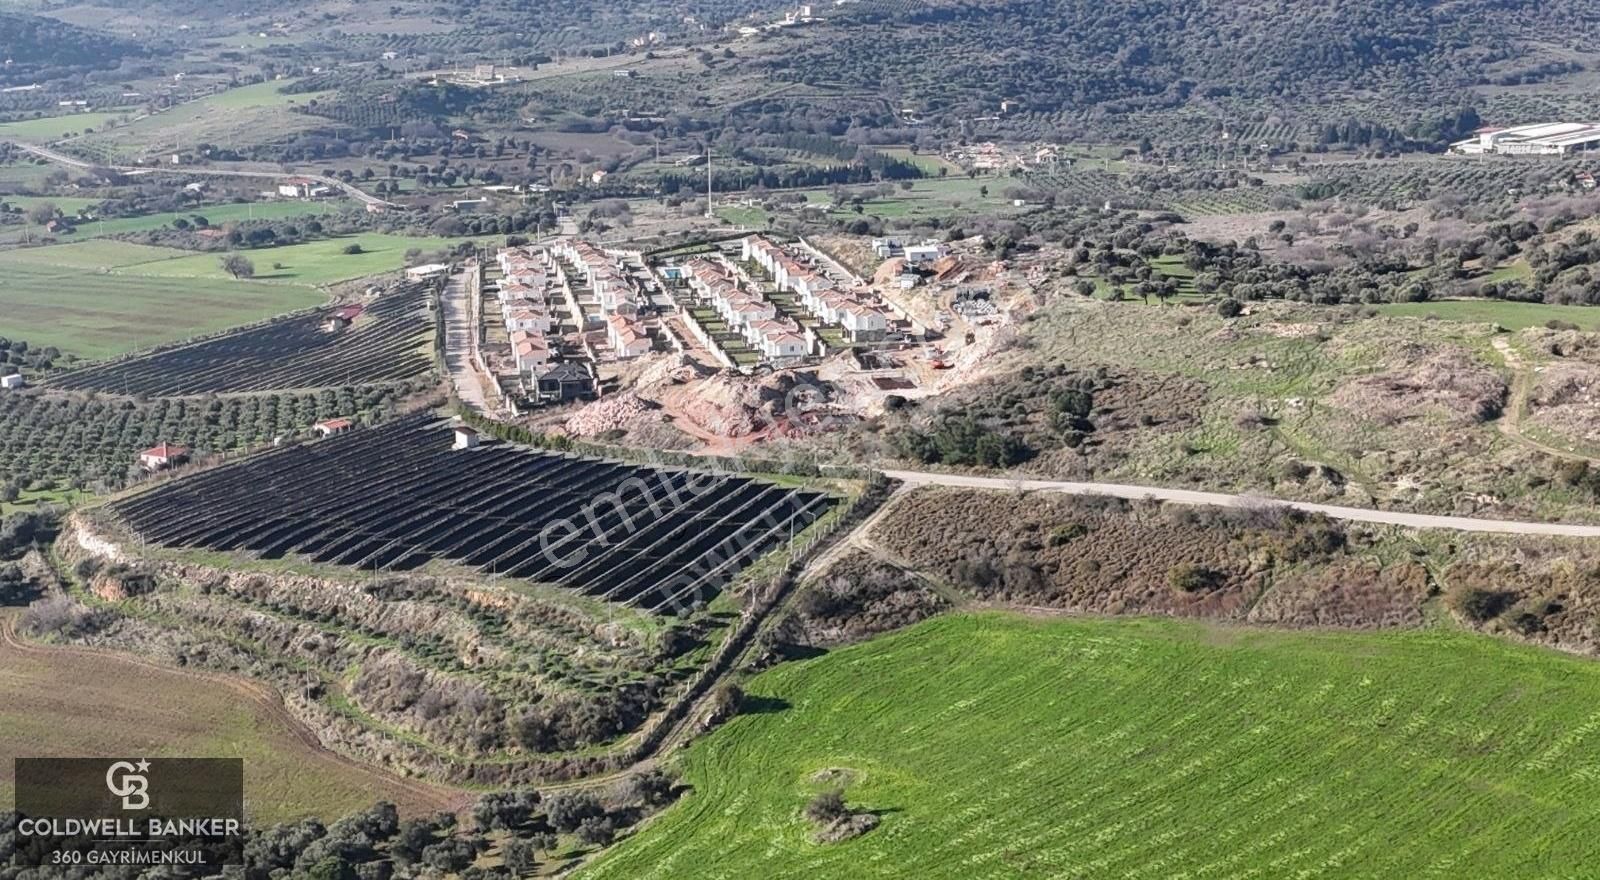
[738,695,791,716]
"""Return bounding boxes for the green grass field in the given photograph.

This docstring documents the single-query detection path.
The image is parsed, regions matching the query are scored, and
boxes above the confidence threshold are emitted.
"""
[0,241,325,357]
[66,81,333,163]
[586,613,1600,878]
[6,200,351,242]
[2,195,101,215]
[130,233,469,285]
[0,110,133,142]
[1377,298,1600,330]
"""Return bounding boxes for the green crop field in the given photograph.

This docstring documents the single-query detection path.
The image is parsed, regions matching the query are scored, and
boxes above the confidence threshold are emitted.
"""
[1377,298,1600,331]
[586,613,1600,879]
[0,200,352,242]
[129,233,472,285]
[0,110,133,142]
[0,241,324,357]
[2,195,102,215]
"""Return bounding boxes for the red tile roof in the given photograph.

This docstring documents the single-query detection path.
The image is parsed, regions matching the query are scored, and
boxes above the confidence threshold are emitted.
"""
[141,443,189,459]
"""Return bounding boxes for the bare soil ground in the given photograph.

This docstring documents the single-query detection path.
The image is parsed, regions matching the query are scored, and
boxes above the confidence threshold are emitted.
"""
[0,614,462,823]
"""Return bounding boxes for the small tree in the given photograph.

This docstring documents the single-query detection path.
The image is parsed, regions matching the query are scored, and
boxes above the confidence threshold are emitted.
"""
[343,243,365,255]
[221,254,256,279]
[501,839,537,876]
[25,202,58,226]
[805,789,849,825]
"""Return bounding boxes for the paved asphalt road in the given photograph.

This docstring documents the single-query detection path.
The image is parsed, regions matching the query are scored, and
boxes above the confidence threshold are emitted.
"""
[883,469,1600,537]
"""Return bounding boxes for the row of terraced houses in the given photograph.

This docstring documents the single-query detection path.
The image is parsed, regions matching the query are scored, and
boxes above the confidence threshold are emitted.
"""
[740,236,889,342]
[547,239,653,359]
[684,258,809,361]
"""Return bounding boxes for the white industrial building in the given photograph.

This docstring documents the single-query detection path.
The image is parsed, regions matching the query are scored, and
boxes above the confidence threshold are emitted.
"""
[1451,123,1600,156]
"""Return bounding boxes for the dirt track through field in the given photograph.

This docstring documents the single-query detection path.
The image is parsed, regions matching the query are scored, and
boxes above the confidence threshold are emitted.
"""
[883,469,1600,536]
[1491,336,1600,467]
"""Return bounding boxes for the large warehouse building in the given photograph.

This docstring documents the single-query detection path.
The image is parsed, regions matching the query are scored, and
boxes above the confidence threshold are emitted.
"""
[1451,123,1600,156]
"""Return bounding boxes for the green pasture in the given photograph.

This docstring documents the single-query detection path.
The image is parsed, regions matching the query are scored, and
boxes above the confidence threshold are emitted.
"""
[0,241,324,357]
[586,612,1600,879]
[129,233,469,285]
[25,199,351,241]
[0,110,133,142]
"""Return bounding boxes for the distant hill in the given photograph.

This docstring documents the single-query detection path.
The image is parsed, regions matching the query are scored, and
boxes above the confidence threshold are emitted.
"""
[754,0,1600,146]
[0,12,147,86]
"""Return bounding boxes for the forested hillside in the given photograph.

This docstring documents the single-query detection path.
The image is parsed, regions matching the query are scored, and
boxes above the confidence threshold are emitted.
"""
[0,12,148,85]
[758,0,1600,143]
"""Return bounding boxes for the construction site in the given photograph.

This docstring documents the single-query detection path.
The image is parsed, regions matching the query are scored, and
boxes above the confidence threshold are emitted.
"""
[440,229,1031,453]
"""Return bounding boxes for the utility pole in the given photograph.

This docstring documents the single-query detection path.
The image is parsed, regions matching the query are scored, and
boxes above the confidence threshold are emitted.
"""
[705,144,714,219]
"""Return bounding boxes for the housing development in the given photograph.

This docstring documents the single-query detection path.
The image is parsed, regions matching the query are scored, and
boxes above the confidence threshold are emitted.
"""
[6,1,1600,878]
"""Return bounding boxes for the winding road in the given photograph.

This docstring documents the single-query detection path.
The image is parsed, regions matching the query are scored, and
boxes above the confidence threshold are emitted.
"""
[883,469,1600,537]
[10,141,400,209]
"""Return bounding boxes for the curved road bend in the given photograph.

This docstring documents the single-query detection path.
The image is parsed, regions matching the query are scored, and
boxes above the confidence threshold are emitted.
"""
[11,141,399,209]
[883,470,1600,537]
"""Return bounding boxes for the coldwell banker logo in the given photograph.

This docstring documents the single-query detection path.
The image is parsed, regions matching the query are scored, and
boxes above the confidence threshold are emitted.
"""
[106,759,151,810]
[13,757,245,868]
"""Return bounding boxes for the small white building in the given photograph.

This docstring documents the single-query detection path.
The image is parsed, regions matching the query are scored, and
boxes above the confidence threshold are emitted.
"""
[139,443,189,471]
[0,374,23,390]
[453,424,480,450]
[313,417,353,437]
[405,263,450,280]
[903,242,948,266]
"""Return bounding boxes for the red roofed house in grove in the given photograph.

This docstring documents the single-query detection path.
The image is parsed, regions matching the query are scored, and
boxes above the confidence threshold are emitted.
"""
[139,443,190,471]
[314,418,353,437]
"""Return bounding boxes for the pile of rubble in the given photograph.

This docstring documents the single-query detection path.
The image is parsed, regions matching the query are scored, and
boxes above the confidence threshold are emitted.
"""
[655,370,836,439]
[563,392,662,437]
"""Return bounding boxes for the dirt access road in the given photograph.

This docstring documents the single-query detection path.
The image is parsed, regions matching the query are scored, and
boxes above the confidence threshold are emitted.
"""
[441,268,495,412]
[884,469,1600,537]
[11,141,399,209]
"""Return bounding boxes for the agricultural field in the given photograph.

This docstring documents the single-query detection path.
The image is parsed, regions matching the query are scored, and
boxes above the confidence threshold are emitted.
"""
[48,279,434,394]
[585,612,1600,878]
[0,386,420,492]
[0,110,133,142]
[778,176,1017,224]
[128,233,469,286]
[0,614,459,823]
[1299,156,1600,208]
[0,162,61,188]
[62,81,334,163]
[109,415,836,614]
[0,199,353,242]
[0,241,325,358]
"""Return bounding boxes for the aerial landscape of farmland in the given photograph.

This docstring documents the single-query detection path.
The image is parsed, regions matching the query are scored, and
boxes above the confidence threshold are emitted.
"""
[8,0,1600,876]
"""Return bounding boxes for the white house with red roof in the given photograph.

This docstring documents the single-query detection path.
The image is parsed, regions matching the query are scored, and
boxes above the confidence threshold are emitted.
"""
[139,443,190,471]
[606,314,652,358]
[313,418,353,437]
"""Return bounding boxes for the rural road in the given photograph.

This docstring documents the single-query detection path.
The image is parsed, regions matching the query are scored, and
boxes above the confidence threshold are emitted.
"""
[441,268,492,411]
[10,141,400,209]
[883,469,1600,537]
